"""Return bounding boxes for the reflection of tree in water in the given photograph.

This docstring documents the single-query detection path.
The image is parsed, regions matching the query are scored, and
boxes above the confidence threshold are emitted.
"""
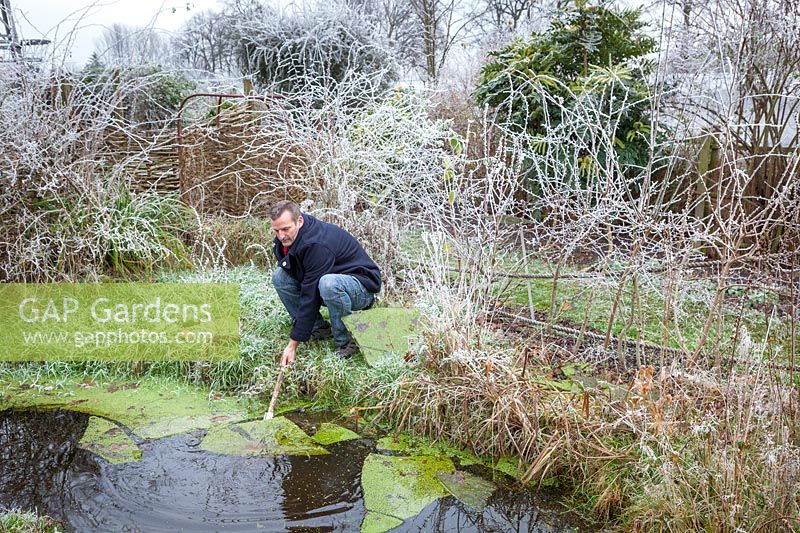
[395,489,568,532]
[0,409,89,520]
[482,490,562,533]
[281,439,373,530]
[400,497,483,532]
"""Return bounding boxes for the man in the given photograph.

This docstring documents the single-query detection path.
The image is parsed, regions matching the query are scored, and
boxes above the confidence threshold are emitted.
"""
[270,200,381,366]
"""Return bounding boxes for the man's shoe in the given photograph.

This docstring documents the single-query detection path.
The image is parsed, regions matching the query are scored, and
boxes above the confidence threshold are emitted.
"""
[335,339,359,359]
[310,322,333,341]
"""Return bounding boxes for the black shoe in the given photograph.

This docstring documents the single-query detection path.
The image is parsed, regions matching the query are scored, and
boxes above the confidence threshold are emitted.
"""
[335,339,359,359]
[310,322,332,341]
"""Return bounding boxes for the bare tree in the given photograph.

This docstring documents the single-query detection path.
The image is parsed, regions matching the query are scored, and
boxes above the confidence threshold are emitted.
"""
[234,2,397,94]
[659,0,800,146]
[173,10,237,75]
[469,0,564,56]
[408,0,486,82]
[93,23,171,66]
[479,0,537,32]
[655,0,800,250]
[344,0,423,69]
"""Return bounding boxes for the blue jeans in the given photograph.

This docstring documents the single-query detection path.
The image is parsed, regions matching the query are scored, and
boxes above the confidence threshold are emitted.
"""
[271,268,375,347]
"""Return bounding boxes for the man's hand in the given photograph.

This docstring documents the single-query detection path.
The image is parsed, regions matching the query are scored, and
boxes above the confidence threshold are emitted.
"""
[280,340,299,367]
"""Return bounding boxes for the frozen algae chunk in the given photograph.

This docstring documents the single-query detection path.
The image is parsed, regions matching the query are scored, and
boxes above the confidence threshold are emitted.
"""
[360,454,454,532]
[376,435,482,466]
[200,416,328,456]
[312,422,360,446]
[79,416,141,464]
[361,511,403,533]
[436,471,496,511]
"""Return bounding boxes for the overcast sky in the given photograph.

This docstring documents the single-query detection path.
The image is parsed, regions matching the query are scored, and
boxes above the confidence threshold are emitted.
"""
[13,0,649,70]
[14,1,223,68]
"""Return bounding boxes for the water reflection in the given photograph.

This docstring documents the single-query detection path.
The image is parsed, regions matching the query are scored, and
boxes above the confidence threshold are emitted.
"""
[282,439,372,531]
[65,432,291,532]
[397,490,567,532]
[0,409,88,518]
[0,409,577,532]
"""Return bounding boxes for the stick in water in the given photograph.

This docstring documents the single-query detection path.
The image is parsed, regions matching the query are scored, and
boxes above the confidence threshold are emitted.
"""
[264,365,286,420]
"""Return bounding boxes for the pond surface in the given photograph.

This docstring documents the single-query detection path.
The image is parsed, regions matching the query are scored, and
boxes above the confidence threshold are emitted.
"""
[0,409,579,532]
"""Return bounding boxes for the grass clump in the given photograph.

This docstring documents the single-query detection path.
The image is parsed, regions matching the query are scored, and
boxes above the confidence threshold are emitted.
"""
[0,511,61,533]
[189,216,275,268]
[383,314,800,531]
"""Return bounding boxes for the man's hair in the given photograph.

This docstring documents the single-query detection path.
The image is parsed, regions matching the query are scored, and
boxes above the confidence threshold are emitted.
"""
[270,200,301,221]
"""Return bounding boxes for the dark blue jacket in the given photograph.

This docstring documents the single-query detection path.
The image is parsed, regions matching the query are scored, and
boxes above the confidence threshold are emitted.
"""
[273,213,381,342]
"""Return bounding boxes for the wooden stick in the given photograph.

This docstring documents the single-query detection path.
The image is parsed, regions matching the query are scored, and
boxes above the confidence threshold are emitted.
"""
[264,365,286,420]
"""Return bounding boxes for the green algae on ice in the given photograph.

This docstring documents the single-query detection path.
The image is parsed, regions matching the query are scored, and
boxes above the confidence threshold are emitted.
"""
[436,470,496,511]
[312,422,360,446]
[361,453,454,527]
[377,435,524,480]
[375,436,497,512]
[79,416,142,464]
[360,511,403,533]
[200,416,328,456]
[343,307,421,366]
[0,378,247,440]
[376,434,481,467]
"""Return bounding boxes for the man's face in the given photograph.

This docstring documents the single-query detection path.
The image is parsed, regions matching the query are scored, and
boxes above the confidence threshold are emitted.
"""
[271,211,304,247]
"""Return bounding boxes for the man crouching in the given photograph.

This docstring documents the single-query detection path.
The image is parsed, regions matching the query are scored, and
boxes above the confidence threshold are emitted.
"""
[270,200,381,366]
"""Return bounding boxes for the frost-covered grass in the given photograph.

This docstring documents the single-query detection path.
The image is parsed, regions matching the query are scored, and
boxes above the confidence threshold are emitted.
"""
[500,266,791,357]
[0,510,61,533]
[0,265,413,415]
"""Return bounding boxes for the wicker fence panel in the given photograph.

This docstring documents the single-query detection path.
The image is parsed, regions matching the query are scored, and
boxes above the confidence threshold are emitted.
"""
[179,102,307,217]
[101,126,180,193]
[97,101,306,216]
